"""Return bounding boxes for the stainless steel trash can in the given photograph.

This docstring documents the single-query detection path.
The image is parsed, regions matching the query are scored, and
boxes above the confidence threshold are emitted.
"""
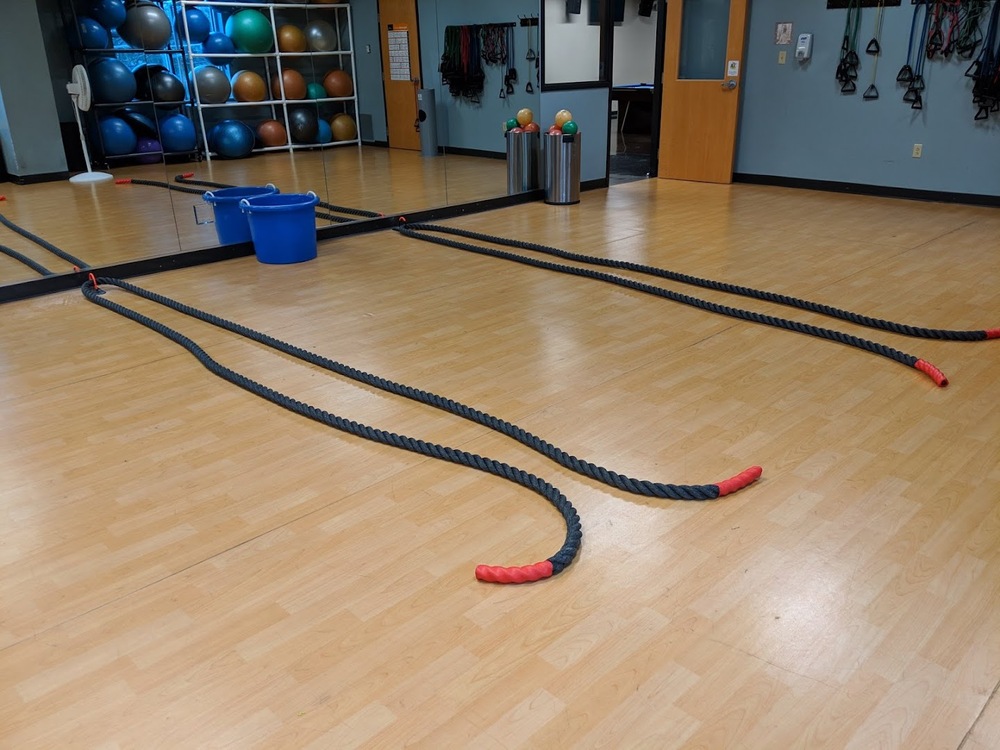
[417,89,438,157]
[542,132,581,205]
[506,130,539,194]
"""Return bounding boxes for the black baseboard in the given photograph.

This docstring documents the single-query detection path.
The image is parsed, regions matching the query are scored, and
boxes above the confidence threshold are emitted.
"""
[733,173,1000,207]
[362,139,389,148]
[9,170,72,185]
[582,177,609,191]
[441,146,506,160]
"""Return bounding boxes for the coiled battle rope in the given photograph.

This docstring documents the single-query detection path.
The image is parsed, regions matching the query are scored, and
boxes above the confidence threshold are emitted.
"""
[0,212,90,270]
[82,275,586,584]
[396,223,951,387]
[0,244,54,276]
[175,173,384,219]
[80,275,761,501]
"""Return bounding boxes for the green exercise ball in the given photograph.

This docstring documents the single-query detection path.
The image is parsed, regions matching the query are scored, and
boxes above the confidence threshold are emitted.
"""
[224,9,274,54]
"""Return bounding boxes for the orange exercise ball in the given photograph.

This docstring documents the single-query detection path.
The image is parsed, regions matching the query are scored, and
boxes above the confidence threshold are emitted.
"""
[270,68,307,99]
[230,70,267,102]
[257,119,287,147]
[277,24,306,53]
[322,69,353,98]
[330,113,357,141]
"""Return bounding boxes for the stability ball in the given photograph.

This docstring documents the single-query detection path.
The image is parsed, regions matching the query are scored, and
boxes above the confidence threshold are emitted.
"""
[175,7,212,44]
[330,113,357,142]
[277,24,307,53]
[288,107,318,143]
[135,136,163,164]
[191,66,231,104]
[133,63,166,100]
[316,119,333,144]
[90,0,126,30]
[159,114,197,152]
[322,69,353,98]
[270,69,307,100]
[148,70,186,103]
[90,58,136,103]
[74,17,110,49]
[118,3,173,50]
[202,32,236,66]
[306,82,326,100]
[209,119,256,158]
[114,107,157,136]
[225,9,274,54]
[304,19,339,52]
[231,70,267,102]
[98,117,137,156]
[257,119,287,147]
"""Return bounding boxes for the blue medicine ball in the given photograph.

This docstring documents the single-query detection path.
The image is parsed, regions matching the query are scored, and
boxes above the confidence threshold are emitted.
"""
[74,16,111,49]
[89,58,137,103]
[98,116,137,156]
[201,32,237,66]
[159,114,197,152]
[89,0,126,29]
[209,119,255,158]
[316,119,333,144]
[176,7,212,44]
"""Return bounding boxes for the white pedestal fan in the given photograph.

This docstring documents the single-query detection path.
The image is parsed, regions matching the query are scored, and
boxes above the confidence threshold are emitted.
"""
[66,64,113,184]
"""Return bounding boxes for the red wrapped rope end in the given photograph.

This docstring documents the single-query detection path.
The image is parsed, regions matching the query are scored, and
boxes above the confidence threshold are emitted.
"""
[476,560,554,584]
[985,328,1000,340]
[714,465,764,497]
[114,178,132,184]
[915,359,948,387]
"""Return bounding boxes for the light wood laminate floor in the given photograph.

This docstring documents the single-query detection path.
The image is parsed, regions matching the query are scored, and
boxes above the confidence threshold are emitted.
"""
[2,179,999,748]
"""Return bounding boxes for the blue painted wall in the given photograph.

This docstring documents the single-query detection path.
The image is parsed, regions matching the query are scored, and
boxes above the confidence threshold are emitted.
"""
[351,1,388,143]
[540,88,609,183]
[417,0,541,154]
[736,1,1000,195]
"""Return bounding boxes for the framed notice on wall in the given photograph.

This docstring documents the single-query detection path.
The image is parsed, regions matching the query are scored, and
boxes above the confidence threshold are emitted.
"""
[387,27,411,82]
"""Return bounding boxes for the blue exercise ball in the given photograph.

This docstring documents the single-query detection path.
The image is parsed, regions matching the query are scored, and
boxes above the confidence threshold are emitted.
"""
[74,16,111,49]
[176,7,212,44]
[201,32,236,66]
[98,116,137,156]
[89,0,126,30]
[159,114,197,152]
[209,119,255,158]
[89,58,137,103]
[316,119,333,144]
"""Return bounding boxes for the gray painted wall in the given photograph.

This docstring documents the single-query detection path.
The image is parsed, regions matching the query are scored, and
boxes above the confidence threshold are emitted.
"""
[352,0,388,143]
[418,0,541,154]
[0,0,69,176]
[736,0,1000,195]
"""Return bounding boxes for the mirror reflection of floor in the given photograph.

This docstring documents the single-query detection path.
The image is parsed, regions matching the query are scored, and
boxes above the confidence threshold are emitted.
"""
[609,132,652,185]
[0,146,508,288]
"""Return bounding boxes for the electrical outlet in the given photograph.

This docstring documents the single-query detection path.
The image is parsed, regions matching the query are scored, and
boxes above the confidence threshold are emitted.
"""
[912,143,923,158]
[366,44,372,54]
[778,50,787,64]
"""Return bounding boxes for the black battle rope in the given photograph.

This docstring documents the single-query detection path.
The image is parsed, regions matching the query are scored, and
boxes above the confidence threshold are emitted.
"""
[396,224,950,387]
[0,212,90,270]
[175,174,383,219]
[402,223,999,345]
[81,275,761,502]
[0,244,54,276]
[81,276,583,585]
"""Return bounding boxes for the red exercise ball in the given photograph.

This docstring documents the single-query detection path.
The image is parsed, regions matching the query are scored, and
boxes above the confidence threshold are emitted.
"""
[231,70,267,102]
[322,69,353,98]
[257,119,287,147]
[271,68,307,99]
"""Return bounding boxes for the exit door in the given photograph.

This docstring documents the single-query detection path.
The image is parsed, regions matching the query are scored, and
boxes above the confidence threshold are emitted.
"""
[379,0,422,151]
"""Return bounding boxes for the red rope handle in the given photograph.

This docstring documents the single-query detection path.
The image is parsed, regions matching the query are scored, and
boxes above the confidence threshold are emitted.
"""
[915,359,948,387]
[476,560,553,584]
[715,466,764,497]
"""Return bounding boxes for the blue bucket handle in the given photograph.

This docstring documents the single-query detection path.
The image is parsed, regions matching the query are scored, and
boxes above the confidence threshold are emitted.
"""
[239,191,318,210]
[204,182,277,202]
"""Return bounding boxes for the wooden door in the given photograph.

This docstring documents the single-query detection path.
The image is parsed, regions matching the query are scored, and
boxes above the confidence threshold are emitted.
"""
[379,0,422,151]
[658,0,749,183]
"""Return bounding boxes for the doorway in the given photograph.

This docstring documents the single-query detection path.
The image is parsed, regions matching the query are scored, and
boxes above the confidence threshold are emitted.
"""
[378,0,423,151]
[608,0,666,184]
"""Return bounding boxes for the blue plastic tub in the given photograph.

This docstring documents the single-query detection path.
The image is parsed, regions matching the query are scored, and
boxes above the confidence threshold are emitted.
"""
[240,191,319,265]
[202,184,278,245]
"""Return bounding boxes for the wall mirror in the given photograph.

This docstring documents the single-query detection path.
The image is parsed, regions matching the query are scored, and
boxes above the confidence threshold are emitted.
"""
[0,0,541,295]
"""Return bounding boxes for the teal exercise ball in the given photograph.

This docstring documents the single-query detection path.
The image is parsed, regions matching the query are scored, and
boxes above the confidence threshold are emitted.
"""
[225,9,274,54]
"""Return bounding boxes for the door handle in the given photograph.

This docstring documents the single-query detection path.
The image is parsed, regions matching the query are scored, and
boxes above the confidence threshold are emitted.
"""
[722,79,738,90]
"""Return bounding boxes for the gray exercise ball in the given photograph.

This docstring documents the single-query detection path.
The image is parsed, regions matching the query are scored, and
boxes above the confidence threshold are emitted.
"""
[304,19,339,52]
[191,65,231,104]
[118,3,172,50]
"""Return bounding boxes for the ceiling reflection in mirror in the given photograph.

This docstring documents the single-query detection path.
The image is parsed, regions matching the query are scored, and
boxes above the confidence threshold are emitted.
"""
[0,0,540,291]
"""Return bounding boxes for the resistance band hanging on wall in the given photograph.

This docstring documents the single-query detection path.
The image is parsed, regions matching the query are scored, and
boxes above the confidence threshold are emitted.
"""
[836,0,863,93]
[863,0,885,99]
[966,0,1000,119]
